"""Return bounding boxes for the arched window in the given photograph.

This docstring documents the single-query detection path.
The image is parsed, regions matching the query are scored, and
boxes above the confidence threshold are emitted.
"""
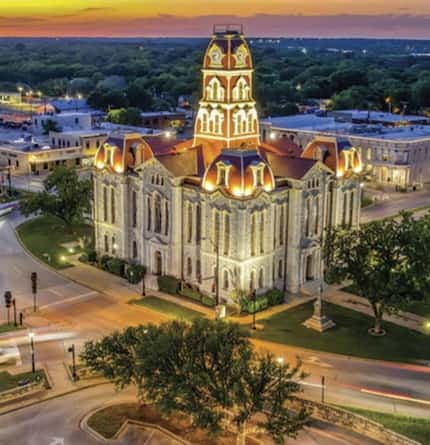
[104,234,109,252]
[223,270,229,290]
[278,259,283,279]
[305,199,311,237]
[112,236,116,255]
[214,211,220,253]
[247,112,254,133]
[201,111,208,132]
[132,241,138,259]
[259,211,265,254]
[249,270,256,291]
[154,194,162,233]
[279,205,284,246]
[110,188,116,224]
[187,202,193,243]
[196,259,201,283]
[195,204,201,245]
[132,191,137,228]
[103,187,108,222]
[224,213,230,256]
[250,213,257,256]
[258,268,264,289]
[314,196,319,235]
[232,77,249,101]
[187,257,192,277]
[147,196,152,231]
[164,200,169,236]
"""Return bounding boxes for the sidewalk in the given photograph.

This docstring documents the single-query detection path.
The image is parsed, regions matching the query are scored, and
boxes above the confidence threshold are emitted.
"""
[324,285,427,334]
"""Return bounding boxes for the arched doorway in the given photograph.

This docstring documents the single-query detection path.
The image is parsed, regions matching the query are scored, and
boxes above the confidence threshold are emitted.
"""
[154,251,162,275]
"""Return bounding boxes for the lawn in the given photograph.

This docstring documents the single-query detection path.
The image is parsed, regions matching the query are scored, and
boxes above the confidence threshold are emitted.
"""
[88,403,259,444]
[0,370,46,392]
[17,215,93,269]
[131,296,205,321]
[342,284,430,319]
[252,302,430,364]
[0,323,24,334]
[339,406,430,444]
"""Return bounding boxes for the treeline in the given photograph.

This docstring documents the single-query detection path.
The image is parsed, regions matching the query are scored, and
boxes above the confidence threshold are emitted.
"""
[1,39,430,116]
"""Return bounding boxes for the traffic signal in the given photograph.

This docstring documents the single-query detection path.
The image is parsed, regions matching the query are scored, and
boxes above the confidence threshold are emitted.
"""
[31,272,37,295]
[4,291,12,308]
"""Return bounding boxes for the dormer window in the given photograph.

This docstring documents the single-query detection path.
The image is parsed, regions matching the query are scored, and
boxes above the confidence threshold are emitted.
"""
[216,162,231,186]
[251,163,265,187]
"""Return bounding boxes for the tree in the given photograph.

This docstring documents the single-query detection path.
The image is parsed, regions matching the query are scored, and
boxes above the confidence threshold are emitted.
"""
[20,167,91,228]
[41,119,61,135]
[127,78,154,110]
[107,107,142,126]
[81,319,309,444]
[324,213,430,335]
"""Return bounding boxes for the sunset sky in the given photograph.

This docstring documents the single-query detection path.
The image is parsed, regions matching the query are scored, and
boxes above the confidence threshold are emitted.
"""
[1,0,430,38]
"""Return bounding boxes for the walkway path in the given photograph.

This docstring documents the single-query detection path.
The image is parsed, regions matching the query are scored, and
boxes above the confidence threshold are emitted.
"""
[324,285,427,334]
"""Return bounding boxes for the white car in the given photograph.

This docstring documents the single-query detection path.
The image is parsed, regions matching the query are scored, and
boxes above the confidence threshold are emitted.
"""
[0,347,19,365]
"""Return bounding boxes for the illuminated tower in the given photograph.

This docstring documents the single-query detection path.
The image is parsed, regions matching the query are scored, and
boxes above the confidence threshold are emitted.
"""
[193,25,260,161]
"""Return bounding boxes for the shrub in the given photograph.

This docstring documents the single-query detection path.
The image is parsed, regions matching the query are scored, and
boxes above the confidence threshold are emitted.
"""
[179,286,215,307]
[158,275,180,294]
[106,258,127,277]
[264,288,284,306]
[100,255,112,270]
[126,264,145,284]
[79,252,89,263]
[86,250,97,263]
[240,295,269,314]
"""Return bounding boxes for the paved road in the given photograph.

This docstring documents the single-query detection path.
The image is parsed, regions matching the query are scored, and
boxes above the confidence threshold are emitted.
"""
[1,211,430,420]
[361,186,430,223]
[0,385,381,445]
[0,212,98,322]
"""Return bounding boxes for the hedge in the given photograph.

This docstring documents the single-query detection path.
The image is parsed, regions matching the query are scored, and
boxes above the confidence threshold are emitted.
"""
[157,275,180,295]
[126,264,145,284]
[265,288,284,306]
[106,258,127,277]
[179,286,215,308]
[240,295,269,314]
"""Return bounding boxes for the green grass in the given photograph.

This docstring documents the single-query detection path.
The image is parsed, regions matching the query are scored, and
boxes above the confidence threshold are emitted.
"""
[342,284,430,319]
[252,302,430,364]
[339,406,430,444]
[17,215,93,269]
[0,323,24,334]
[0,370,46,392]
[131,296,204,321]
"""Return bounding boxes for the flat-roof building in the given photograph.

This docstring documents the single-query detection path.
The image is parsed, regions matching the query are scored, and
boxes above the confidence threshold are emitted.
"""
[261,112,430,189]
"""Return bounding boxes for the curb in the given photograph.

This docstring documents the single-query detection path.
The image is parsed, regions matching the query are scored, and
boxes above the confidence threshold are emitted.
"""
[0,381,109,417]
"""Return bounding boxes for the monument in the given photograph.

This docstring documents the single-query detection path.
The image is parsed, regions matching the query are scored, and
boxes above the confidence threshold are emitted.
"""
[303,284,336,332]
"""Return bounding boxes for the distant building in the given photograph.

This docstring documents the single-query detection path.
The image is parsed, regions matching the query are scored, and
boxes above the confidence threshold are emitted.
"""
[140,111,186,130]
[32,111,102,134]
[92,26,361,300]
[0,129,107,174]
[261,112,430,190]
[0,92,22,105]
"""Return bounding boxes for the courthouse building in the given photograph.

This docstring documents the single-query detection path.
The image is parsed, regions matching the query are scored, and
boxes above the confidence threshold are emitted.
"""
[92,26,362,299]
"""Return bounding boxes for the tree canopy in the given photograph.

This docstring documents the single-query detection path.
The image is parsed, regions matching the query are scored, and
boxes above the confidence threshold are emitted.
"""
[81,319,309,444]
[20,167,91,227]
[324,212,430,334]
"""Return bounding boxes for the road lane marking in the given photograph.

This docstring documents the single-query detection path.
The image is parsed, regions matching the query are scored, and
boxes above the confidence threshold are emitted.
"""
[360,388,430,406]
[39,291,98,310]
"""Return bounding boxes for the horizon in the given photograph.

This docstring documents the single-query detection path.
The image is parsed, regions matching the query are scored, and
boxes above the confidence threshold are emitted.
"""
[1,1,430,39]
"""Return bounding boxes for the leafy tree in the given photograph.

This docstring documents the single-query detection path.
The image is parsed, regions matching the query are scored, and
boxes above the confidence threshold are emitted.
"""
[41,119,61,135]
[20,167,91,228]
[87,87,128,111]
[324,213,430,335]
[108,107,142,126]
[81,319,309,444]
[412,78,430,108]
[127,78,154,110]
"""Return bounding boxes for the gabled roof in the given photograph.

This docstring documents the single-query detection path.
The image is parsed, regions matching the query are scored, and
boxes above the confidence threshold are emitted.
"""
[265,152,317,180]
[157,147,200,177]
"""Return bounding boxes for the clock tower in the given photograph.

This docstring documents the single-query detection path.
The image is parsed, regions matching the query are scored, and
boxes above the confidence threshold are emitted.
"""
[193,25,260,163]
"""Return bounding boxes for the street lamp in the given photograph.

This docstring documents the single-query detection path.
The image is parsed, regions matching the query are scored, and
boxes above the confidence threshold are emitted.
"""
[68,344,77,381]
[250,289,257,330]
[29,331,36,374]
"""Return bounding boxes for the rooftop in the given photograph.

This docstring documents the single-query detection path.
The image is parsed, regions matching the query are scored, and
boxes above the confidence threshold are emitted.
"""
[263,113,430,141]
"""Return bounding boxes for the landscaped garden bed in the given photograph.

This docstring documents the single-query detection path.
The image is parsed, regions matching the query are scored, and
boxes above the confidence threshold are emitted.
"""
[88,402,261,444]
[252,302,430,364]
[0,369,47,393]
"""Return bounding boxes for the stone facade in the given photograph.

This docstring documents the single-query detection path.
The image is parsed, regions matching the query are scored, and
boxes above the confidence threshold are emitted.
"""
[93,26,361,302]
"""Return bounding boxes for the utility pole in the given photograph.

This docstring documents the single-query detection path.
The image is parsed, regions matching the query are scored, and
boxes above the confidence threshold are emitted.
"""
[29,332,36,374]
[251,289,257,330]
[31,272,37,312]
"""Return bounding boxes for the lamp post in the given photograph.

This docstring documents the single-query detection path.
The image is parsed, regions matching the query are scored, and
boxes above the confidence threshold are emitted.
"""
[4,291,12,325]
[31,272,37,312]
[12,298,17,327]
[68,344,77,381]
[29,331,35,374]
